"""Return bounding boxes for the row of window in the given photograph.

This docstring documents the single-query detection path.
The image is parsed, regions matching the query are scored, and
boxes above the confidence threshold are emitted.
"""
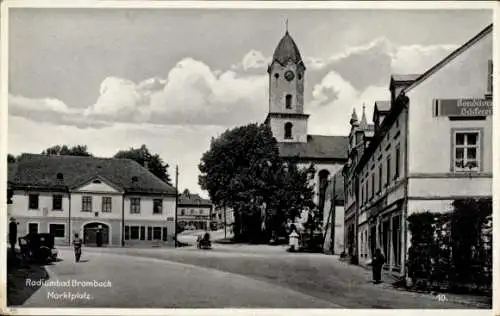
[27,195,164,215]
[354,130,481,208]
[178,208,209,216]
[27,222,65,238]
[360,145,401,206]
[124,225,167,241]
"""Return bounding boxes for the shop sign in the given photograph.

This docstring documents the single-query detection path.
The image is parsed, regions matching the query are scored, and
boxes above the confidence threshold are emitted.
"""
[435,98,492,117]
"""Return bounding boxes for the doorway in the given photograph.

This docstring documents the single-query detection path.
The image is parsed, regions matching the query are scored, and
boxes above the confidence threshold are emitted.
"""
[83,222,110,246]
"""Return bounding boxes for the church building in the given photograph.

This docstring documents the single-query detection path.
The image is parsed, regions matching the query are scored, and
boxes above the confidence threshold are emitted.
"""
[264,29,348,252]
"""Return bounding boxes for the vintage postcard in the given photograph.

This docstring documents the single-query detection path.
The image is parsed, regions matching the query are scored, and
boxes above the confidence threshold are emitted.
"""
[1,1,498,315]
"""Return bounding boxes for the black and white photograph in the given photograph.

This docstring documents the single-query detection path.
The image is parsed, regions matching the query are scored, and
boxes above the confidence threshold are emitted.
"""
[1,1,497,314]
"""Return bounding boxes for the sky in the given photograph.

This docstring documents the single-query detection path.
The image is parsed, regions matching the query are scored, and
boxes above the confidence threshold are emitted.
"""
[7,7,492,198]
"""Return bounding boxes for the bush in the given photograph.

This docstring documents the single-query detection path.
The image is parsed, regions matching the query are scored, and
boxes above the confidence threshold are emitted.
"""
[406,198,492,293]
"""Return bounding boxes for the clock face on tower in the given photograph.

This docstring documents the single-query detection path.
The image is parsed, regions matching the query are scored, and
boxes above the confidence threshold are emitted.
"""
[285,70,295,81]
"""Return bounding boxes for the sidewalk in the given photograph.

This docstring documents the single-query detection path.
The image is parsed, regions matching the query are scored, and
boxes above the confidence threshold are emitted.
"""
[333,255,492,309]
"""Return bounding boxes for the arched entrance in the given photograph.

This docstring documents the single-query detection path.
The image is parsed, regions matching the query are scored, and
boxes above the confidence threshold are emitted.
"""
[83,222,110,246]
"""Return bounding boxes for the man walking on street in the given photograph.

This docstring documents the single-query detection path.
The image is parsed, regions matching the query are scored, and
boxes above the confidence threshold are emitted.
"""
[372,248,385,284]
[73,233,83,262]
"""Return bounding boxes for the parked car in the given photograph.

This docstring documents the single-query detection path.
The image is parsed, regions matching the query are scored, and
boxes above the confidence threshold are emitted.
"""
[19,233,58,263]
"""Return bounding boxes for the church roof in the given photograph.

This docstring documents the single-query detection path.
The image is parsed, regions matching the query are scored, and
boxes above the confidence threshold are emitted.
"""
[278,135,348,161]
[272,31,303,66]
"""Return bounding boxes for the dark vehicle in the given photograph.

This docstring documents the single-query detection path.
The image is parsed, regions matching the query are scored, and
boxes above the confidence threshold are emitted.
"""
[19,233,58,263]
[197,232,212,250]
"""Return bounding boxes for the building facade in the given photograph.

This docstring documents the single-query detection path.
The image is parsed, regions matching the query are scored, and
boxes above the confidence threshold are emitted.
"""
[342,106,375,260]
[321,170,345,254]
[177,189,213,231]
[264,29,348,247]
[348,24,493,276]
[7,154,177,247]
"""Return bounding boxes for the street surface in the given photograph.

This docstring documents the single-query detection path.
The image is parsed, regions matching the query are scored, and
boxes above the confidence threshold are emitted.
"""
[18,240,490,309]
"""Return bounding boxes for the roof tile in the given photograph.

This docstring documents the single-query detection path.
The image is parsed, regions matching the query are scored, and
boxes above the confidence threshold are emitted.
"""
[278,135,348,160]
[8,154,176,195]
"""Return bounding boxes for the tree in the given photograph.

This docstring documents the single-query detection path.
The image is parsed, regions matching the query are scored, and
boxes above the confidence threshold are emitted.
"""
[41,145,93,157]
[114,144,172,185]
[199,123,315,243]
[7,154,16,163]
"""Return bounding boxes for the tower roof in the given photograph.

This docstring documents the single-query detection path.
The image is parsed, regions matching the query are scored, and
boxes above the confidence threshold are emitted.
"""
[350,108,359,126]
[272,31,303,66]
[359,104,368,129]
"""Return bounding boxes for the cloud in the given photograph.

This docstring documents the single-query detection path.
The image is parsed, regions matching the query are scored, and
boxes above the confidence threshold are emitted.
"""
[8,94,111,128]
[12,58,268,128]
[304,37,458,95]
[231,50,270,71]
[307,70,387,136]
[391,44,459,73]
[10,39,459,131]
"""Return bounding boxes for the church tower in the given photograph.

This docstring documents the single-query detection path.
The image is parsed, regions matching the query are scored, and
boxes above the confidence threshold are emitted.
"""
[265,28,309,143]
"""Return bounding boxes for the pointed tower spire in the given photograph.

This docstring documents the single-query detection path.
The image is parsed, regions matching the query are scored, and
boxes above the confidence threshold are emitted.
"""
[285,18,289,34]
[360,103,368,129]
[350,107,359,126]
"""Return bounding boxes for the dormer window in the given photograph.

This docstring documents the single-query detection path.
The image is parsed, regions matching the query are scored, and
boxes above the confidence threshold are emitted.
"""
[131,176,139,183]
[285,94,292,109]
[56,173,64,180]
[92,179,102,184]
[274,73,279,79]
[284,122,293,139]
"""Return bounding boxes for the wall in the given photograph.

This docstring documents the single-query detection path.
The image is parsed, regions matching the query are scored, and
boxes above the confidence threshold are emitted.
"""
[268,63,305,114]
[77,180,121,193]
[11,190,70,219]
[358,111,407,214]
[70,192,123,220]
[269,116,308,143]
[71,179,123,219]
[407,32,492,176]
[305,162,344,205]
[322,204,344,254]
[408,177,491,199]
[16,217,71,245]
[124,196,176,221]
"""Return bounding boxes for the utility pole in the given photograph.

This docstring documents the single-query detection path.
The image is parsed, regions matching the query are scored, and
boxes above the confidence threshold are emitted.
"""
[224,204,227,239]
[174,165,179,248]
[330,175,336,254]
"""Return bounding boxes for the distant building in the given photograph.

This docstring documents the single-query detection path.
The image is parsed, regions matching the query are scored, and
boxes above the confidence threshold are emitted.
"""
[342,105,375,260]
[264,28,348,239]
[321,170,345,254]
[346,24,493,276]
[212,206,235,229]
[177,189,213,231]
[7,154,177,247]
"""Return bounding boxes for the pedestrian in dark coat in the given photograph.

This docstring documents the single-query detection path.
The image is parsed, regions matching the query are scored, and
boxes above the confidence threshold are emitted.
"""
[96,229,103,247]
[9,217,18,253]
[372,248,385,284]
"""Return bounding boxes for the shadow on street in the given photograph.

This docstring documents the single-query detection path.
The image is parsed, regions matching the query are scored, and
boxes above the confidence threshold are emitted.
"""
[6,250,53,306]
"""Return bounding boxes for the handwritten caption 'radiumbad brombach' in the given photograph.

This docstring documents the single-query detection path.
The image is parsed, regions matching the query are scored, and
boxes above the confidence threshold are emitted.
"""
[26,279,112,301]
